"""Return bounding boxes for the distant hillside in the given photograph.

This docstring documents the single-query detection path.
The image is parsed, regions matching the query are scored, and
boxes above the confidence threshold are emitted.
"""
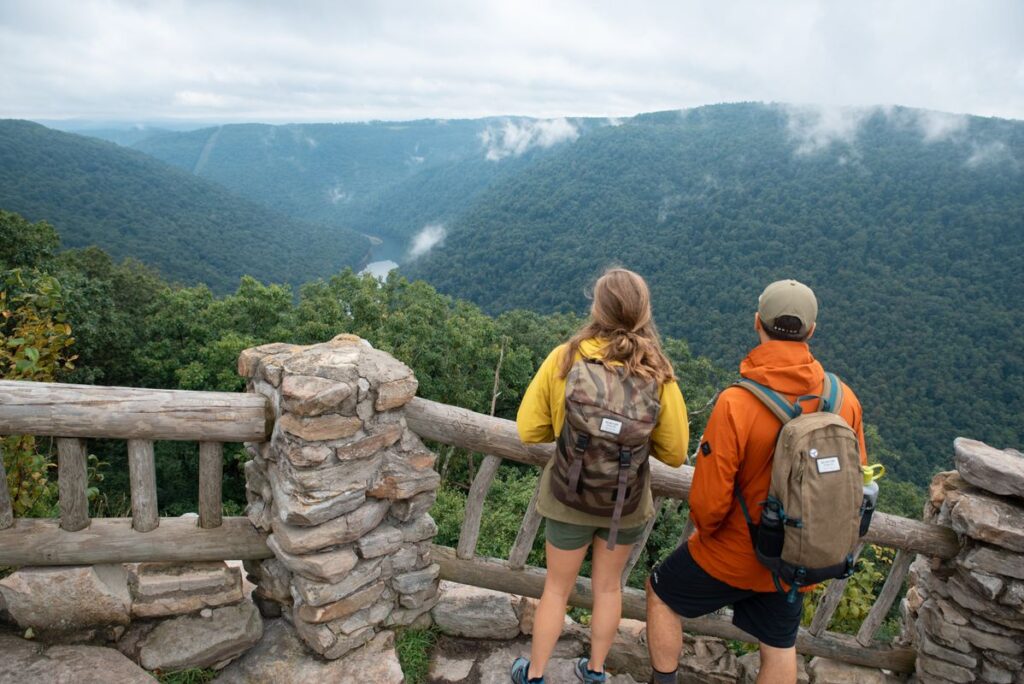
[408,103,1024,485]
[0,120,369,291]
[131,117,602,242]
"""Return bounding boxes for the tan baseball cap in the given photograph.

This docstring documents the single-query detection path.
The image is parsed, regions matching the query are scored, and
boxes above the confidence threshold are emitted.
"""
[757,279,818,337]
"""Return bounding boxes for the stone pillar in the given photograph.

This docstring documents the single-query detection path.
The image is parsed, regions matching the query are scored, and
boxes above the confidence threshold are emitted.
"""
[902,438,1024,684]
[239,335,441,660]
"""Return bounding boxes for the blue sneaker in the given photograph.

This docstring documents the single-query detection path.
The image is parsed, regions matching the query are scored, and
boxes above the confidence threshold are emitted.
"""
[575,657,608,683]
[511,656,545,684]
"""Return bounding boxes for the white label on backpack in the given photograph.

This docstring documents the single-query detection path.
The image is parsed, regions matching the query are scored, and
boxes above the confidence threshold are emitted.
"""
[600,418,623,435]
[816,456,841,474]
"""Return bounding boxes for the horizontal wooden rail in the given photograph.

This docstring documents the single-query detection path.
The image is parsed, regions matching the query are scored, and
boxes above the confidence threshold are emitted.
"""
[0,517,272,565]
[406,397,961,559]
[433,545,916,673]
[0,380,272,442]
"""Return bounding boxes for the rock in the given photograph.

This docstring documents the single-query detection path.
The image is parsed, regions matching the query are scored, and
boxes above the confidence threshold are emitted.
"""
[337,600,393,635]
[915,653,975,683]
[244,558,293,606]
[280,375,355,417]
[432,581,521,639]
[291,559,383,607]
[334,424,403,461]
[981,659,1015,684]
[392,563,440,595]
[375,376,419,410]
[954,438,1024,499]
[268,464,367,527]
[271,498,390,555]
[292,614,375,659]
[295,581,386,623]
[400,514,439,542]
[280,344,360,384]
[677,635,740,684]
[138,601,263,671]
[278,413,362,442]
[431,653,476,683]
[381,545,421,576]
[467,638,639,684]
[357,524,404,558]
[959,545,1024,580]
[0,565,131,632]
[265,535,359,584]
[390,491,436,522]
[278,443,333,468]
[126,561,243,618]
[368,447,440,499]
[605,620,650,681]
[0,633,154,683]
[949,489,1024,552]
[807,656,903,683]
[276,451,383,497]
[918,633,978,669]
[218,619,402,683]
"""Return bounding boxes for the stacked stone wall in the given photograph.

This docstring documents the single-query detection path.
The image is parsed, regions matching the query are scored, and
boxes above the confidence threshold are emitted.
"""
[903,438,1024,684]
[239,334,441,661]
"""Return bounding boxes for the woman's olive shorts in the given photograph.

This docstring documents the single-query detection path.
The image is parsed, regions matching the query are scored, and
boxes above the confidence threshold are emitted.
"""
[544,517,646,550]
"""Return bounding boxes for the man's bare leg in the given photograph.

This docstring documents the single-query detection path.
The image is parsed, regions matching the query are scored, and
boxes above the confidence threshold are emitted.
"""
[756,642,797,684]
[645,577,683,679]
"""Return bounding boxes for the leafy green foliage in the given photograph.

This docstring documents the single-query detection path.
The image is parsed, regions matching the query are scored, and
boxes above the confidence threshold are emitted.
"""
[154,668,217,684]
[410,104,1024,486]
[0,120,370,293]
[395,626,441,684]
[802,545,896,635]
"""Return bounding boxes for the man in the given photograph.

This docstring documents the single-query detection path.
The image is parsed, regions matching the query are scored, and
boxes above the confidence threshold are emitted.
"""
[645,279,868,684]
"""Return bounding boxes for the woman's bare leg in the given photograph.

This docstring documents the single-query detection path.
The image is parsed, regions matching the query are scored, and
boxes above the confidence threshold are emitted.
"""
[587,538,636,672]
[529,541,589,678]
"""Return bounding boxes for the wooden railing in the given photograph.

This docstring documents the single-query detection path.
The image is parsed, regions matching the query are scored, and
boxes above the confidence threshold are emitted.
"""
[0,380,968,673]
[0,380,272,564]
[405,396,961,673]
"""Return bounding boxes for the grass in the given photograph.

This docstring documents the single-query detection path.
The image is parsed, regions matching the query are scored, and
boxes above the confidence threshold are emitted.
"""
[396,626,440,684]
[155,669,218,684]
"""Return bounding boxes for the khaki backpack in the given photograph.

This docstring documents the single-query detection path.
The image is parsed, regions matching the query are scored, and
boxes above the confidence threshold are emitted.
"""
[735,373,866,600]
[550,357,661,549]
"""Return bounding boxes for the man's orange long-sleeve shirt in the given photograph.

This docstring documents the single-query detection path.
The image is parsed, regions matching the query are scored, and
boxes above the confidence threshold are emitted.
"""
[687,341,868,593]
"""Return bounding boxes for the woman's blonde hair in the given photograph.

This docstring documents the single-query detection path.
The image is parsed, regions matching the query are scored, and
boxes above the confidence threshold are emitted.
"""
[559,268,676,384]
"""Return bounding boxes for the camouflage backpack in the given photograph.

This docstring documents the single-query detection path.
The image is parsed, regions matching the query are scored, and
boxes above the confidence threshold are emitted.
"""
[550,357,661,548]
[734,373,867,600]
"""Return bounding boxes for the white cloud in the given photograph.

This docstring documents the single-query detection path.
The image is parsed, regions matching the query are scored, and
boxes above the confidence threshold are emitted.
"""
[0,1,1022,122]
[915,110,969,142]
[480,118,579,160]
[326,186,350,204]
[407,223,447,259]
[966,141,1013,168]
[783,105,871,155]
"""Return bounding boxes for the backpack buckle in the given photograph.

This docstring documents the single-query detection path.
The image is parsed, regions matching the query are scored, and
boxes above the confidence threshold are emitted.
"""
[618,448,632,469]
[574,434,590,452]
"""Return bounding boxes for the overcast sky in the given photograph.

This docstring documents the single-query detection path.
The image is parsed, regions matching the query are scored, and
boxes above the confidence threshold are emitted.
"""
[1,0,1022,124]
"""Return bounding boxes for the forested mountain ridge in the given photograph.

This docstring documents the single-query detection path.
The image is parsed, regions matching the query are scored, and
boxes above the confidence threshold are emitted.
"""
[408,103,1024,485]
[0,120,369,292]
[129,117,604,241]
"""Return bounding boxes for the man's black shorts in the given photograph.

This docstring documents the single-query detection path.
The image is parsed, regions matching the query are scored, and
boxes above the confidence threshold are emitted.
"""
[649,542,804,648]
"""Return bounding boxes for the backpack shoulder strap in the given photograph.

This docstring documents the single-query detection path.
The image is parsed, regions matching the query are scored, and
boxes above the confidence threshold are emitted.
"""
[821,372,844,414]
[733,378,797,424]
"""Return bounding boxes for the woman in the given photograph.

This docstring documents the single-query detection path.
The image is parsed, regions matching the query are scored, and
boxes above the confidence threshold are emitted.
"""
[511,268,689,684]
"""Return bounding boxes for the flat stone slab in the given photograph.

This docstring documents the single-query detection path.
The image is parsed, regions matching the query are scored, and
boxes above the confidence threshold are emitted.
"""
[431,581,521,639]
[0,565,131,632]
[0,632,154,683]
[954,438,1024,499]
[435,636,638,684]
[806,656,903,683]
[218,619,402,683]
[138,601,263,671]
[949,488,1024,552]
